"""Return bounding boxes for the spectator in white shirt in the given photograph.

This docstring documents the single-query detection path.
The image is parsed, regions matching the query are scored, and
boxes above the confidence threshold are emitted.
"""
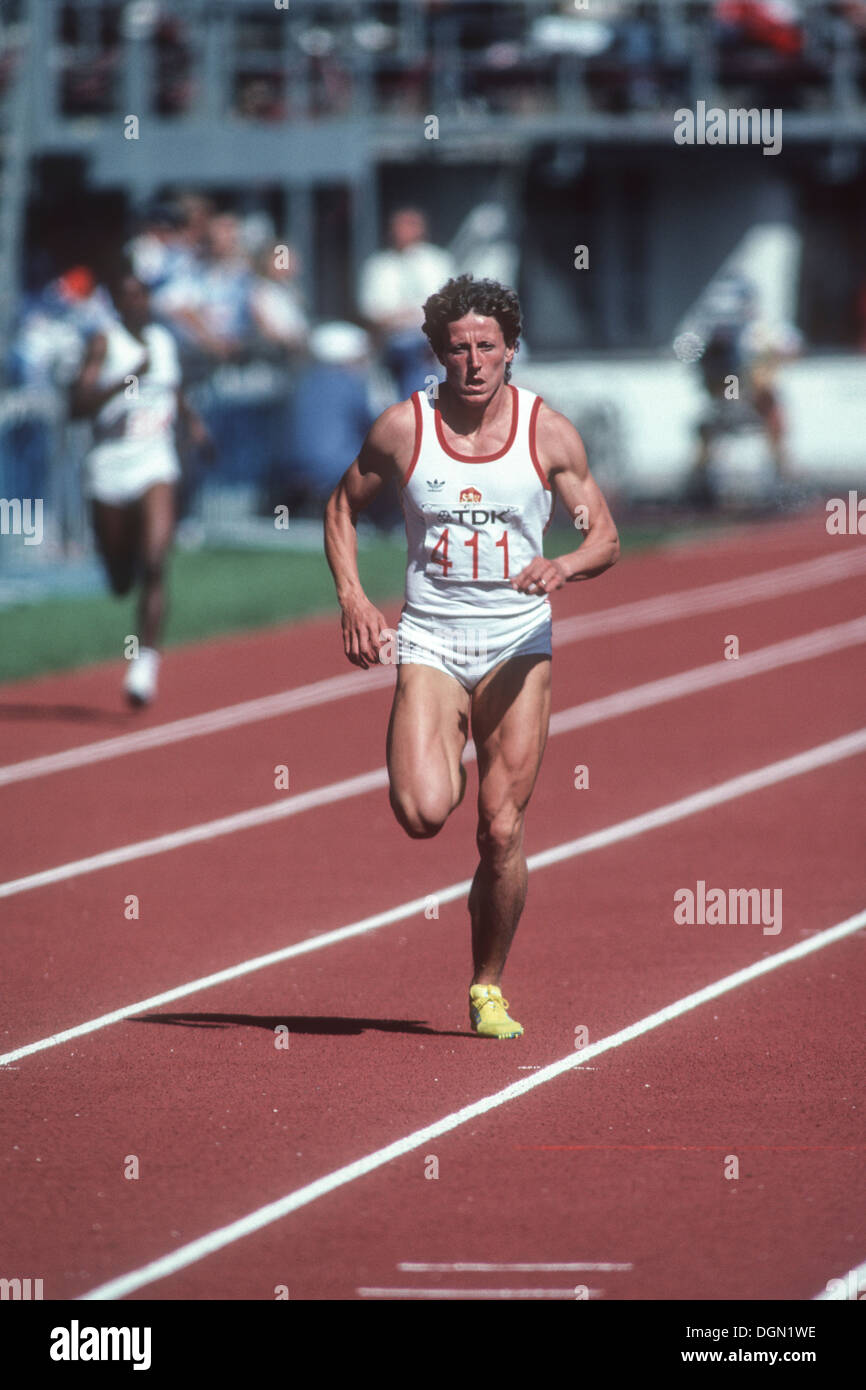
[250,244,309,359]
[358,208,454,398]
[154,212,254,365]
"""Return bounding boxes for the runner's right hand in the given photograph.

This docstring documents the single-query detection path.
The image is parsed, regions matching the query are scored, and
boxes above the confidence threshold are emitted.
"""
[341,596,389,669]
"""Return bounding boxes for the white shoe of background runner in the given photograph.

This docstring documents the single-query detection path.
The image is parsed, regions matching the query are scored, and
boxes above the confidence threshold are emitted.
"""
[124,648,160,707]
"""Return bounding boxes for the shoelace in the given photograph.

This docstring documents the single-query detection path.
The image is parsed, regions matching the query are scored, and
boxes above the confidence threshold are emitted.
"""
[473,992,510,1015]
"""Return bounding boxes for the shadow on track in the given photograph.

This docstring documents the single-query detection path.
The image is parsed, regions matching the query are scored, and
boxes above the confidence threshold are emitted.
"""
[133,1011,469,1039]
[0,702,133,724]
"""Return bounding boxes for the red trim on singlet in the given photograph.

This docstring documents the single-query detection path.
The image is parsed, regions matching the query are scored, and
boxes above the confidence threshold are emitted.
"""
[433,383,519,463]
[528,394,551,491]
[402,392,423,487]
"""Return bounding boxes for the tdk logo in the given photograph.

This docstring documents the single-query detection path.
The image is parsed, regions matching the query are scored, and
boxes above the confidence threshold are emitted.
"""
[434,507,514,526]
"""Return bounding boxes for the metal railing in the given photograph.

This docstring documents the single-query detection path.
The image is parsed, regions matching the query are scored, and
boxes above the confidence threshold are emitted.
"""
[27,0,866,129]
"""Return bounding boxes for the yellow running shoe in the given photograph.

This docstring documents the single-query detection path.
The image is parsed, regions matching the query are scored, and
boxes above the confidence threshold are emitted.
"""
[469,984,524,1039]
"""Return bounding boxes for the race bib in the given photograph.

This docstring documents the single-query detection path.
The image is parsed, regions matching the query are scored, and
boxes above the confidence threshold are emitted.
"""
[125,405,173,439]
[422,499,534,584]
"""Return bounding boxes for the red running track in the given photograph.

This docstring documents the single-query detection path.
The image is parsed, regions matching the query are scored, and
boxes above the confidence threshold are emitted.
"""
[0,507,864,1302]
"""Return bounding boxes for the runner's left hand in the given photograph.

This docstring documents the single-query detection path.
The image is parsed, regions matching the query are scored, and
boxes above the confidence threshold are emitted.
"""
[511,556,569,595]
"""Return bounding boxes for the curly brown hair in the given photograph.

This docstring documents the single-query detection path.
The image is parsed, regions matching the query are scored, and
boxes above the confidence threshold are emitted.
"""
[422,274,522,383]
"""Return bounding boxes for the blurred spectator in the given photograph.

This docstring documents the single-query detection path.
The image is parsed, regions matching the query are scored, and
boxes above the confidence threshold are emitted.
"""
[235,74,286,121]
[714,0,812,106]
[125,203,196,293]
[58,0,120,117]
[154,211,255,365]
[282,321,378,512]
[10,266,115,389]
[715,1,804,56]
[358,208,454,398]
[531,6,615,61]
[154,14,195,115]
[250,245,310,358]
[174,193,215,260]
[688,274,802,501]
[615,2,664,111]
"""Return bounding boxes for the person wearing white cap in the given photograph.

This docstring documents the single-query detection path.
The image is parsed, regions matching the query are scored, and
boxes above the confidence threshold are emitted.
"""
[283,322,378,514]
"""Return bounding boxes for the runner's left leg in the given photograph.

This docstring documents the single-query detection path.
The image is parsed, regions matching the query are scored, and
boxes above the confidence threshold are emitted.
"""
[469,654,551,985]
[136,482,175,649]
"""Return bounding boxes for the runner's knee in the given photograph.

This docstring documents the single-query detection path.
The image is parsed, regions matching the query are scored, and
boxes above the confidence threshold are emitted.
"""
[107,565,135,597]
[390,787,451,840]
[477,807,523,861]
[140,552,167,587]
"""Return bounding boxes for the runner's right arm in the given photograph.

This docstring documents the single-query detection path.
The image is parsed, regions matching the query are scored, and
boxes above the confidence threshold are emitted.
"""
[324,401,411,669]
[69,334,149,418]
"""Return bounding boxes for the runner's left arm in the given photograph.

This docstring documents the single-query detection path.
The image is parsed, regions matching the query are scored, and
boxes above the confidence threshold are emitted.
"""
[511,404,619,595]
[176,387,214,458]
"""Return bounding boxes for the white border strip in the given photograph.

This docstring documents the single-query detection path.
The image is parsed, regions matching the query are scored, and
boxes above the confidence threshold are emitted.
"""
[2,549,863,788]
[356,1287,601,1300]
[2,617,863,901]
[3,727,864,1069]
[398,1262,631,1272]
[79,906,866,1300]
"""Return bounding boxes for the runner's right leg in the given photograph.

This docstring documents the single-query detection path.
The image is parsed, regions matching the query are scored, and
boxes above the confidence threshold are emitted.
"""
[386,663,470,839]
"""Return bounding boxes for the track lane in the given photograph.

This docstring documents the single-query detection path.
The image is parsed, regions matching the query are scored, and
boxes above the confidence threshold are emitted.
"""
[0,509,849,771]
[0,636,863,1050]
[1,580,864,882]
[1,750,862,1298]
[2,513,862,1302]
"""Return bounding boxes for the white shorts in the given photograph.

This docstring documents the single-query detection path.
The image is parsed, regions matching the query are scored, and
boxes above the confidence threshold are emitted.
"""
[82,443,181,506]
[395,603,552,693]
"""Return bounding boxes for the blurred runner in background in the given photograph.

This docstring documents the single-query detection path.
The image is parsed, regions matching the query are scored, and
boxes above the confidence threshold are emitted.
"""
[71,272,211,706]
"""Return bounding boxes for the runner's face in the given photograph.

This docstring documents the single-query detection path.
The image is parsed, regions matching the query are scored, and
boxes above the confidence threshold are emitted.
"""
[440,314,514,400]
[119,277,150,331]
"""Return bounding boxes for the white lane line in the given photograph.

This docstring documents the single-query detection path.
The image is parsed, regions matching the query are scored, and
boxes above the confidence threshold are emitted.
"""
[0,668,392,788]
[398,1262,632,1272]
[552,548,866,645]
[2,548,863,789]
[0,766,389,899]
[813,1257,866,1301]
[356,1287,602,1300]
[78,906,866,1301]
[3,727,864,1069]
[547,615,866,738]
[2,616,863,900]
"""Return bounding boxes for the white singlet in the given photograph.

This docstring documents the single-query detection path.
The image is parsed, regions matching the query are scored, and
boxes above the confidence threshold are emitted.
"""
[82,320,182,505]
[395,383,556,690]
